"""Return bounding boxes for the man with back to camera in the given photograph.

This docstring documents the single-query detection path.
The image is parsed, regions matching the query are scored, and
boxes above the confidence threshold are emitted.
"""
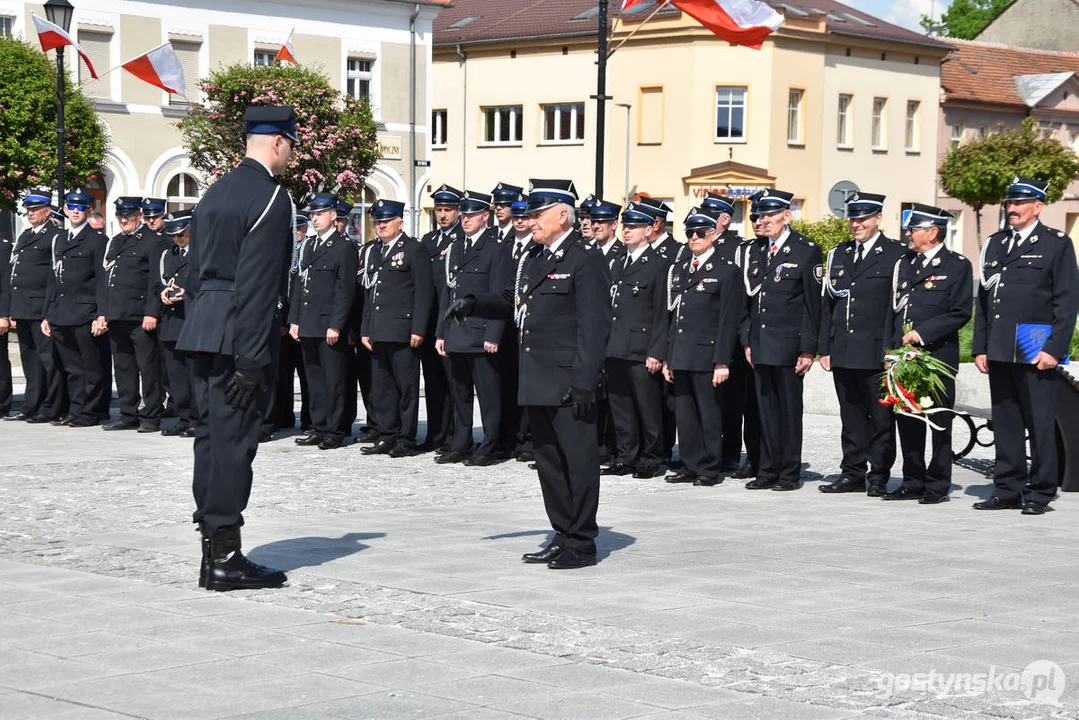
[177,106,297,591]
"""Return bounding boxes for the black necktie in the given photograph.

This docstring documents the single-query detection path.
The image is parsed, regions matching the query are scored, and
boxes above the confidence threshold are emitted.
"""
[854,244,863,264]
[1007,231,1021,255]
[513,243,522,262]
[382,242,391,259]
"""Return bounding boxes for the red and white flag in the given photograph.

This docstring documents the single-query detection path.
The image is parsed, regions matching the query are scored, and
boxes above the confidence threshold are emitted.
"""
[621,0,784,50]
[33,14,99,78]
[273,30,297,65]
[122,43,188,98]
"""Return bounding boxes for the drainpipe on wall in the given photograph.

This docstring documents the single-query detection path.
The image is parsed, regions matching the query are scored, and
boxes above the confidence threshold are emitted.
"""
[455,43,466,188]
[410,3,420,236]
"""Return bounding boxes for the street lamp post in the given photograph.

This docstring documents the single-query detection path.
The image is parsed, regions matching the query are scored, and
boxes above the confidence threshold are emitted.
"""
[615,102,631,205]
[44,0,75,211]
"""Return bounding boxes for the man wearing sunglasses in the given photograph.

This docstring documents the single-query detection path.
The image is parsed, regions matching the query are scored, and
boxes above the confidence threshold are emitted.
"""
[492,182,522,245]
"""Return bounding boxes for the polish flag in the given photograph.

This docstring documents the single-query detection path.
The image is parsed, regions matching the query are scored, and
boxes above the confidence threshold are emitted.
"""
[122,43,188,98]
[33,15,99,78]
[621,0,784,50]
[274,30,297,65]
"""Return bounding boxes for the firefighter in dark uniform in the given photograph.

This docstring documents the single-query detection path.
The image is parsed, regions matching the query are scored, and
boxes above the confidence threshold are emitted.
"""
[359,199,434,457]
[492,182,522,244]
[883,203,972,505]
[274,214,312,433]
[973,176,1078,514]
[448,179,612,569]
[349,234,380,442]
[141,198,168,240]
[3,190,65,422]
[155,210,195,437]
[818,192,906,496]
[42,189,108,427]
[435,191,511,465]
[334,198,352,236]
[740,189,823,491]
[333,196,363,437]
[287,193,357,450]
[662,208,741,486]
[500,198,537,461]
[415,184,461,451]
[578,195,596,242]
[589,200,625,462]
[601,201,669,479]
[0,221,10,416]
[177,106,296,591]
[100,197,165,432]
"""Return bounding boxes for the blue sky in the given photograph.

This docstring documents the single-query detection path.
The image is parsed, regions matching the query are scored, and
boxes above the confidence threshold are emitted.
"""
[841,0,954,32]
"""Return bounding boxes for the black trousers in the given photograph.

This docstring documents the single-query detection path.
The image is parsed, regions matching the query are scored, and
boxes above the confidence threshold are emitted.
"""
[15,319,65,419]
[448,351,501,455]
[191,353,266,535]
[595,376,617,463]
[52,323,105,425]
[339,342,376,434]
[159,335,173,412]
[529,404,600,553]
[755,364,805,484]
[662,382,677,461]
[109,320,163,424]
[276,334,310,430]
[301,336,349,441]
[94,332,112,415]
[833,366,896,487]
[896,376,955,498]
[161,340,194,425]
[721,351,760,470]
[420,334,452,445]
[606,358,665,470]
[498,331,528,454]
[673,368,723,480]
[989,361,1058,505]
[371,341,420,447]
[0,331,10,414]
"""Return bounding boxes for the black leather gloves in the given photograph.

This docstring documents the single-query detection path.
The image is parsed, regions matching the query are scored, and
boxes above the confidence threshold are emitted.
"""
[561,386,596,420]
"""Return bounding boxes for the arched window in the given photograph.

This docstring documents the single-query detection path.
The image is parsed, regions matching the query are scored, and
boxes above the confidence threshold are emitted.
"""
[167,173,200,213]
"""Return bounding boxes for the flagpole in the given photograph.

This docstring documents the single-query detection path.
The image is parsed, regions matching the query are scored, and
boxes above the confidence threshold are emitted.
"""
[72,62,121,93]
[608,1,669,57]
[593,0,609,199]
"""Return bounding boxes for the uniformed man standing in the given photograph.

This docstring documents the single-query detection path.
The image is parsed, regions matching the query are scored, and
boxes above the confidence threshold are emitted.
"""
[818,193,906,496]
[883,204,972,505]
[492,183,522,244]
[416,185,461,451]
[0,226,10,417]
[602,201,668,479]
[177,106,296,591]
[156,210,195,437]
[288,193,358,450]
[448,179,612,569]
[740,189,823,491]
[578,195,596,241]
[100,197,165,432]
[360,199,433,457]
[276,214,312,433]
[2,190,65,423]
[141,198,168,240]
[335,198,353,236]
[42,190,108,427]
[973,177,1078,514]
[435,191,511,465]
[591,201,626,271]
[662,208,741,486]
[499,199,537,461]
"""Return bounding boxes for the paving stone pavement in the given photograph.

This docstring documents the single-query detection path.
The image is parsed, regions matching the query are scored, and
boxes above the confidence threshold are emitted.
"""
[1,408,1077,719]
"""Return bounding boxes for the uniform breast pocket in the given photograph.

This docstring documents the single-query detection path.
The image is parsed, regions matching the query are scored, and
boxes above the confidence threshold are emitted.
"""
[1013,259,1043,276]
[537,280,572,314]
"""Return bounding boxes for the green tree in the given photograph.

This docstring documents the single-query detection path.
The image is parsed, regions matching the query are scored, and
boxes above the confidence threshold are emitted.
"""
[920,0,1012,39]
[938,117,1079,244]
[179,63,379,203]
[0,37,108,211]
[791,215,852,262]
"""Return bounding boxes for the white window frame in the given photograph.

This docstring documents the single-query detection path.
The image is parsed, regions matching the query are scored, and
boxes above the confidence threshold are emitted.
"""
[871,97,887,150]
[541,102,585,145]
[950,123,964,149]
[346,56,373,103]
[787,89,803,146]
[714,86,747,143]
[0,15,13,38]
[253,50,275,67]
[837,94,853,149]
[905,100,921,153]
[978,125,988,139]
[432,109,448,149]
[166,172,201,213]
[482,105,523,146]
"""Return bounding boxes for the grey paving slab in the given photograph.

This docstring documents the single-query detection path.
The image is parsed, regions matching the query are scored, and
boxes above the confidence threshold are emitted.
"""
[305,689,481,718]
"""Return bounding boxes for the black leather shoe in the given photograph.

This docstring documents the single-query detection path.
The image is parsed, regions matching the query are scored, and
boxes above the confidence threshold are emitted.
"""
[4,412,30,422]
[161,423,190,437]
[27,415,53,424]
[356,429,381,444]
[414,442,439,454]
[745,477,778,490]
[103,419,138,431]
[179,427,195,438]
[361,439,396,455]
[137,423,160,434]
[633,466,664,479]
[50,415,71,426]
[258,430,274,443]
[730,465,758,479]
[436,450,469,464]
[601,462,634,476]
[694,476,721,487]
[65,418,99,428]
[205,529,286,592]
[972,496,1022,510]
[515,450,535,462]
[819,477,865,494]
[918,494,949,504]
[465,453,499,467]
[882,487,922,501]
[1021,501,1047,515]
[318,436,344,450]
[522,544,563,564]
[295,433,322,446]
[665,470,696,484]
[547,547,597,570]
[720,461,740,473]
[771,480,801,491]
[866,484,887,497]
[388,443,419,458]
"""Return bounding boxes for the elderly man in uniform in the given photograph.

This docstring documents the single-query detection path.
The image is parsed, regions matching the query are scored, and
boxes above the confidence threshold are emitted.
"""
[448,179,611,569]
[178,106,297,591]
[3,190,65,423]
[499,198,537,462]
[360,200,433,458]
[289,192,358,451]
[973,177,1078,515]
[819,193,906,496]
[492,183,522,244]
[100,196,165,432]
[740,189,823,491]
[883,204,972,505]
[42,190,108,428]
[156,210,195,437]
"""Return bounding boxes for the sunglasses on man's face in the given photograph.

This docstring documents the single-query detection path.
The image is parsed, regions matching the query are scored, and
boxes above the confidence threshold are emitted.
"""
[686,228,711,239]
[66,203,89,211]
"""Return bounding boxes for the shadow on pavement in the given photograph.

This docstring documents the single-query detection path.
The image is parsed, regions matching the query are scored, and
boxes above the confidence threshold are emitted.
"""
[247,531,385,571]
[482,527,637,561]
